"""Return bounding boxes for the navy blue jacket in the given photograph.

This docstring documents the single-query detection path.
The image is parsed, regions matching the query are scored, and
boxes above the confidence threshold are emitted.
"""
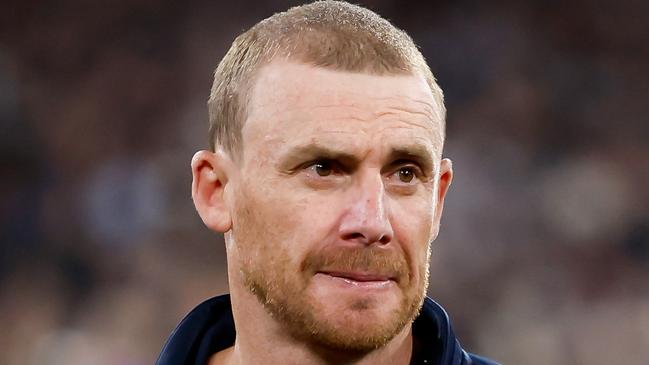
[157,295,499,365]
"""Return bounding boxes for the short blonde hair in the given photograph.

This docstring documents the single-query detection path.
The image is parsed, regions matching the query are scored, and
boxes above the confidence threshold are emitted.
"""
[208,0,445,157]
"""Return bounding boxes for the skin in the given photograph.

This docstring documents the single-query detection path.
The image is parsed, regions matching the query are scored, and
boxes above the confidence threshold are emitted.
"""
[191,60,453,365]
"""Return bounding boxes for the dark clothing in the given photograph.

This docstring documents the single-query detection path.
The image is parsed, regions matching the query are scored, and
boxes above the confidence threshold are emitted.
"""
[156,295,499,365]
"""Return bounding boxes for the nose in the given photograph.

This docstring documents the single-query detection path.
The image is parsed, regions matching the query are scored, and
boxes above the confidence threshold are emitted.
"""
[338,173,394,246]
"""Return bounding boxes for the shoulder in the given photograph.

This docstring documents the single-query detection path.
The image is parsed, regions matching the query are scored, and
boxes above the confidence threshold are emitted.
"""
[415,298,501,365]
[156,295,235,365]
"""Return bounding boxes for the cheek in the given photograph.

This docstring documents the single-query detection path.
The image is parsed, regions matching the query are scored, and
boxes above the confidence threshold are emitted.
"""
[389,196,435,276]
[232,177,340,265]
[233,181,294,248]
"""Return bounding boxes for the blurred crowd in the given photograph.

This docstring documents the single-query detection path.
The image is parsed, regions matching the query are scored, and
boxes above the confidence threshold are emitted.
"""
[1,1,648,364]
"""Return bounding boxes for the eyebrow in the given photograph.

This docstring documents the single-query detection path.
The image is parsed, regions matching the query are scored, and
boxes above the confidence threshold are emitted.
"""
[387,145,435,173]
[278,141,436,173]
[278,143,359,169]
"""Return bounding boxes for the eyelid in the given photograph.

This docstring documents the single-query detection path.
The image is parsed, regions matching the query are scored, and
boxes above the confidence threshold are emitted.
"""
[386,160,425,177]
[302,158,346,174]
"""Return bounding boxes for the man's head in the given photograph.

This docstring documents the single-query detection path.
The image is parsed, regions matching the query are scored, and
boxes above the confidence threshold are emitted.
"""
[207,0,446,159]
[192,0,453,355]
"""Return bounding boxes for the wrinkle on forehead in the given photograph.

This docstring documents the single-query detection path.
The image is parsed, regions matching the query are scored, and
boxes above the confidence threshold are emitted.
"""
[248,98,440,138]
[265,122,441,170]
[251,94,438,125]
[247,61,440,116]
[242,61,445,160]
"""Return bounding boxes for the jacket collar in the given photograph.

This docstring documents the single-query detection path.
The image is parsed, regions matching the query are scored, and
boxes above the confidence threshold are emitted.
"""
[156,295,481,365]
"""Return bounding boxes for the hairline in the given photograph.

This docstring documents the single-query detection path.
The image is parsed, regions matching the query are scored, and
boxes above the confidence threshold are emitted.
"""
[222,56,446,162]
[207,1,447,160]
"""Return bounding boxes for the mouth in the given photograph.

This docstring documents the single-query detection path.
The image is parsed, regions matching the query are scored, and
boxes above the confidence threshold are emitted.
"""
[316,271,397,288]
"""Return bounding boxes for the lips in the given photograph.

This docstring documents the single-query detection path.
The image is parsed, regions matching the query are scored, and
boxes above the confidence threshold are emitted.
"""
[318,271,395,282]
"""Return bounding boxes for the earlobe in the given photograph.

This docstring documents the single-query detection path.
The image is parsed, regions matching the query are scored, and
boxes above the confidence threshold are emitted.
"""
[191,150,234,233]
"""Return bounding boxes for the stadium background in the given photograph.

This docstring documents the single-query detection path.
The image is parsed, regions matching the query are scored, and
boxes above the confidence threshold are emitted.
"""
[1,0,648,363]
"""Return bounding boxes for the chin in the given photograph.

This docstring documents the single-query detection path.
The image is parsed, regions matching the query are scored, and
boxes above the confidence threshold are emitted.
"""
[307,313,408,352]
[297,293,417,352]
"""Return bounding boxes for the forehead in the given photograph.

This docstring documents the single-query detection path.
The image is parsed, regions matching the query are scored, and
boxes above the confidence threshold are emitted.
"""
[242,61,443,157]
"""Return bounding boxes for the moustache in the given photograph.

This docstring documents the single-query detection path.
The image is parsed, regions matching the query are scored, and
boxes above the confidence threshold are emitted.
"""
[301,246,409,283]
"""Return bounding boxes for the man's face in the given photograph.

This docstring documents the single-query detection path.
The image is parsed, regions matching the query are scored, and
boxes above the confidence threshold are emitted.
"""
[228,61,449,351]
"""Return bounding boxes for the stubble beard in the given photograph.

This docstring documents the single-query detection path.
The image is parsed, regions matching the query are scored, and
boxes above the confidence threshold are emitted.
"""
[240,243,429,352]
[232,180,431,353]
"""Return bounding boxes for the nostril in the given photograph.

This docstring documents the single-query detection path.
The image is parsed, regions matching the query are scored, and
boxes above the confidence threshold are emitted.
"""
[378,234,392,245]
[343,232,365,241]
[341,231,392,245]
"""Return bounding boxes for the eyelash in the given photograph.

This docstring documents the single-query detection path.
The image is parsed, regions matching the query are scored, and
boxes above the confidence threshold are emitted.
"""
[304,160,344,177]
[302,159,424,183]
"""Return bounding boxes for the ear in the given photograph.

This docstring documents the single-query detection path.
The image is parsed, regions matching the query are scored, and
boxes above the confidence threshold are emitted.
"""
[431,158,454,239]
[191,150,234,233]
